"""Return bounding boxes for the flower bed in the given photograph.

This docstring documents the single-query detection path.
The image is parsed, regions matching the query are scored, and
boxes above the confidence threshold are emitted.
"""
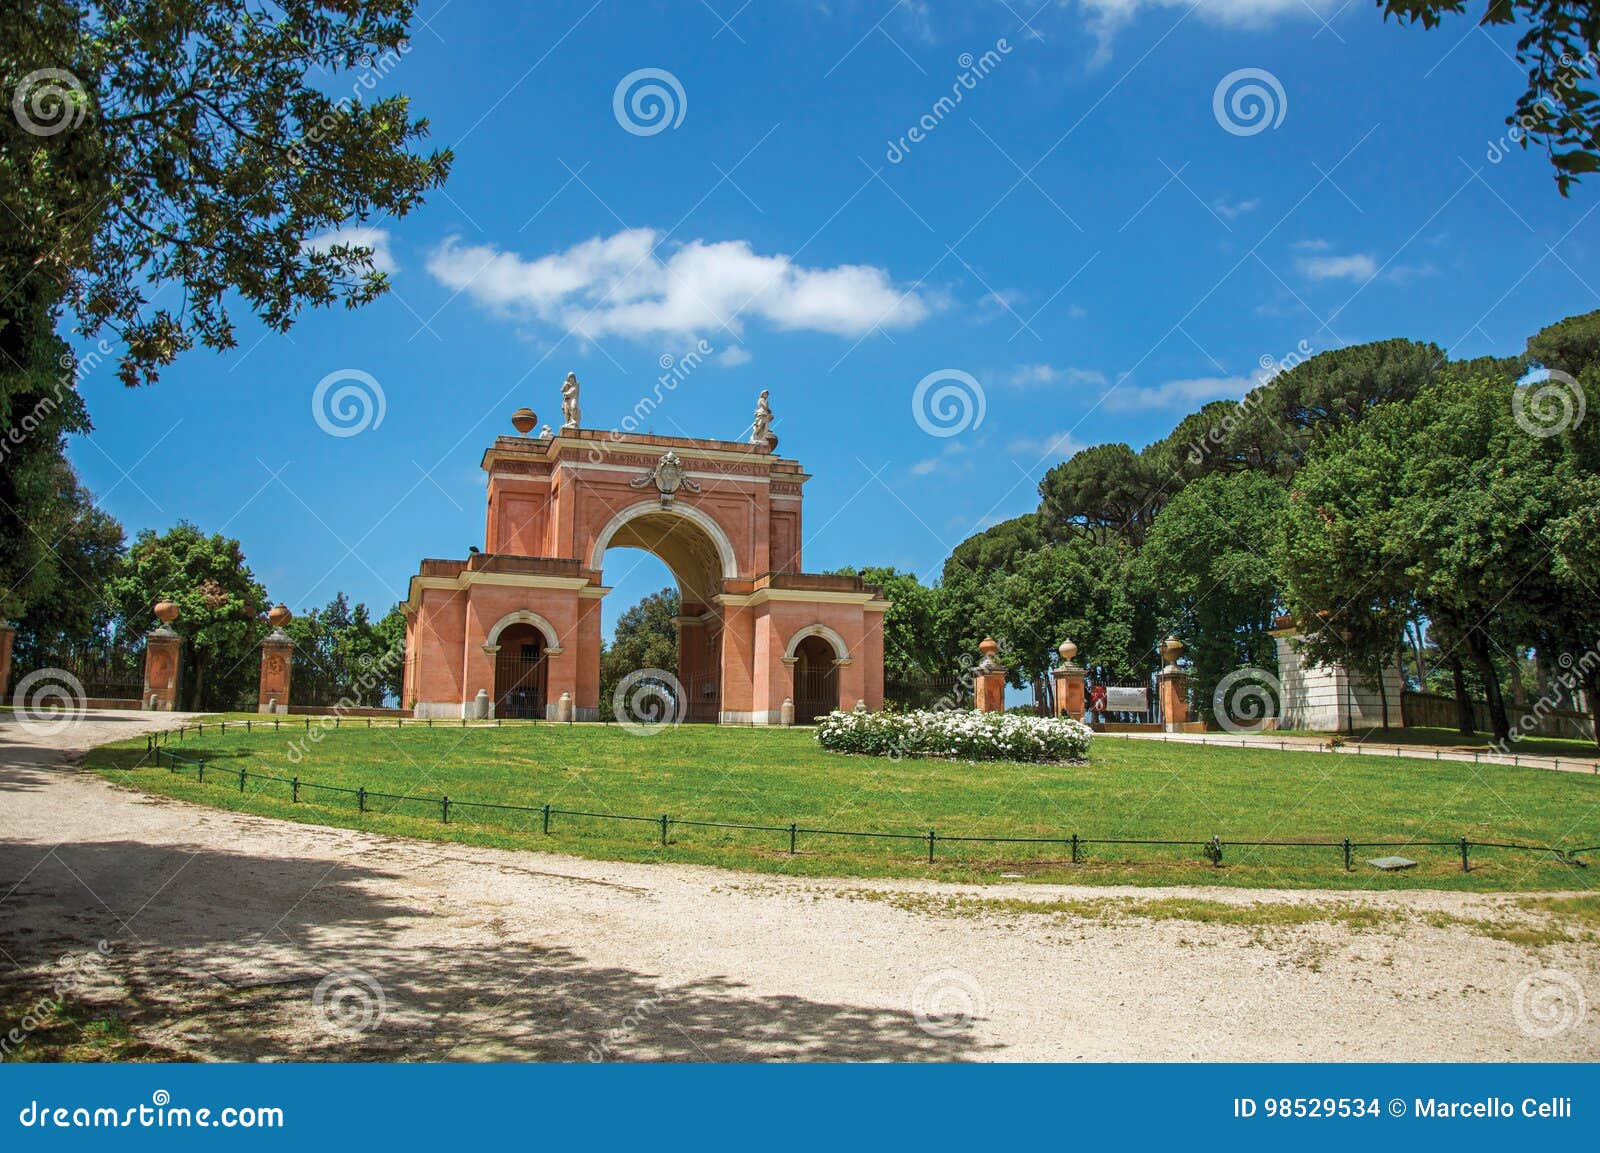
[815,708,1093,763]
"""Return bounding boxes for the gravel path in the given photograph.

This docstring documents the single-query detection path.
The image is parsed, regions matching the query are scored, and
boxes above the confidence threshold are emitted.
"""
[1,711,1595,1061]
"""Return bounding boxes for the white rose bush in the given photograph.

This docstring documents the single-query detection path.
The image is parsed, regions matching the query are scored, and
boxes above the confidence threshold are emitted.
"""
[816,708,1092,763]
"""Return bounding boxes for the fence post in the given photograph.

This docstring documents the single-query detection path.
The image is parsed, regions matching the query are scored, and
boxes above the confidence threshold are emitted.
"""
[238,767,246,792]
[292,776,299,803]
[789,822,797,855]
[1342,837,1352,871]
[660,814,669,846]
[305,718,310,732]
[442,797,451,824]
[358,787,366,814]
[1460,837,1470,872]
[927,829,936,864]
[1071,833,1079,864]
[246,720,251,734]
[197,759,205,783]
[542,803,551,834]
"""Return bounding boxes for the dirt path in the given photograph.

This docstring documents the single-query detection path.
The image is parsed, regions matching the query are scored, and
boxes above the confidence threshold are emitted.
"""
[1,712,1595,1061]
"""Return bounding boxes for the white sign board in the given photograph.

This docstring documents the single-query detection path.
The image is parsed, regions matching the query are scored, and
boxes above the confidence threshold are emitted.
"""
[1104,686,1149,713]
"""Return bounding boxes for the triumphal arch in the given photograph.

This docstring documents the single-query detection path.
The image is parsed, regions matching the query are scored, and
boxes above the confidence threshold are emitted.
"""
[401,385,889,723]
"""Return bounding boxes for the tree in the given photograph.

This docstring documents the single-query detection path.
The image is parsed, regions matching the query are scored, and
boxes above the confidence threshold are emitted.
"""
[1240,338,1445,476]
[0,1,448,631]
[7,460,124,670]
[1038,445,1174,546]
[0,315,92,624]
[284,592,396,707]
[3,0,450,388]
[599,588,679,718]
[1376,2,1600,192]
[105,522,267,710]
[1526,308,1600,378]
[1282,364,1584,743]
[372,602,407,703]
[1138,471,1288,724]
[834,566,949,681]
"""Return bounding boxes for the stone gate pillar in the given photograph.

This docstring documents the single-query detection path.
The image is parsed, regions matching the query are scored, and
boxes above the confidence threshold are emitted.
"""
[974,637,1006,713]
[0,620,15,701]
[1156,635,1189,731]
[258,603,294,714]
[1052,639,1086,720]
[142,601,182,711]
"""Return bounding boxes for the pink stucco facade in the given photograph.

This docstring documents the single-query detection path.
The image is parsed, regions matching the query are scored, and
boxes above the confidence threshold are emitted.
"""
[402,426,889,722]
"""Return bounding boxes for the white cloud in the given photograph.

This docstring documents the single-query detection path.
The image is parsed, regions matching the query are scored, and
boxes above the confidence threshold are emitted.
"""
[717,345,753,367]
[1006,429,1085,459]
[1102,375,1254,411]
[1296,253,1377,281]
[305,226,397,275]
[426,228,929,342]
[1007,363,1108,389]
[909,441,969,478]
[1214,196,1260,220]
[1291,238,1331,251]
[1387,262,1438,285]
[1076,0,1338,62]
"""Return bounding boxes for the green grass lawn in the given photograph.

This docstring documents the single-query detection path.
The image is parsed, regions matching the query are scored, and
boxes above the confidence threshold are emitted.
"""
[1274,725,1599,761]
[83,720,1600,891]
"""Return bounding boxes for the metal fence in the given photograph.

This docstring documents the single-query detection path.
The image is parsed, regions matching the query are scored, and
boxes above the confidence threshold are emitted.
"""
[139,725,1597,873]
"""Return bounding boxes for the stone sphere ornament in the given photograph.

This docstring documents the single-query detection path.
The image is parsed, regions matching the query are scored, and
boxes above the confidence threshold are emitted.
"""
[268,603,293,629]
[153,600,179,625]
[1160,635,1185,667]
[510,407,538,435]
[1058,638,1078,664]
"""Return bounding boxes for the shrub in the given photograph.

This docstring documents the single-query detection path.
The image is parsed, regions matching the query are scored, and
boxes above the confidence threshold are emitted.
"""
[815,708,1093,763]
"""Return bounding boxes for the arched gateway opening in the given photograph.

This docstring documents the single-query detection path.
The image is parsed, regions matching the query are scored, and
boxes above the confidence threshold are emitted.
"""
[401,392,889,723]
[792,636,839,724]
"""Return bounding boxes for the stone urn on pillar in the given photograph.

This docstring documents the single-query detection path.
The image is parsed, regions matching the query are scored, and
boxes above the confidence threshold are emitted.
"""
[973,637,1007,714]
[143,600,183,711]
[258,603,295,715]
[1051,638,1086,720]
[1156,634,1189,731]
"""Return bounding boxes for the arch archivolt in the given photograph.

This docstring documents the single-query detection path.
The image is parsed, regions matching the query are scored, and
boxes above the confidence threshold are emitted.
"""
[483,610,562,654]
[783,623,850,662]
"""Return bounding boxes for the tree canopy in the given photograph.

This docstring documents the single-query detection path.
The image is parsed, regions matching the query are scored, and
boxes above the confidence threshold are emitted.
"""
[1377,1,1600,192]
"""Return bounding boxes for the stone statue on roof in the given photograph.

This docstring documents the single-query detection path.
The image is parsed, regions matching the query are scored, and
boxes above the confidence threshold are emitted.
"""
[562,372,581,429]
[751,389,773,445]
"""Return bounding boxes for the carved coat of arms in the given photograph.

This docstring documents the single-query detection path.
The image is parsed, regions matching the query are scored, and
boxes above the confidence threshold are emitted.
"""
[631,451,701,506]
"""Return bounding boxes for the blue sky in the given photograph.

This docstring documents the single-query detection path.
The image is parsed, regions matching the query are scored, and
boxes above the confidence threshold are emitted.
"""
[69,0,1599,639]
